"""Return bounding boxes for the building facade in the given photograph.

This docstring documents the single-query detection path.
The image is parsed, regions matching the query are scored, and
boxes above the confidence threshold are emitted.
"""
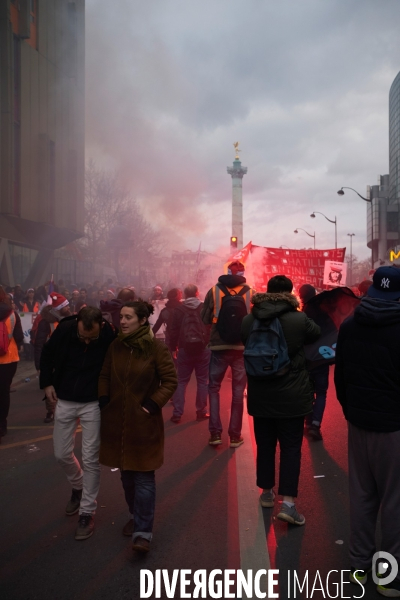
[366,174,399,266]
[389,71,400,202]
[365,71,400,267]
[0,0,85,287]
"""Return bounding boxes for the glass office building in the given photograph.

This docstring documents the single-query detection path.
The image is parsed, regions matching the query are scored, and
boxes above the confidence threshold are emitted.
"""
[389,72,400,202]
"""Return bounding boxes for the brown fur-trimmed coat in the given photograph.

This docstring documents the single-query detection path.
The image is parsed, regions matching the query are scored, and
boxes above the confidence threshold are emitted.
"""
[241,292,321,419]
[98,338,177,471]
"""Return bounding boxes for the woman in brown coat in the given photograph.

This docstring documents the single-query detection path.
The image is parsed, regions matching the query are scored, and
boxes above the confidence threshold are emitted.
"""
[98,300,177,553]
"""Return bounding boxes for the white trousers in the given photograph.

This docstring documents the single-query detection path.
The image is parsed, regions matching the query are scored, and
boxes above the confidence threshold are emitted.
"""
[53,399,101,515]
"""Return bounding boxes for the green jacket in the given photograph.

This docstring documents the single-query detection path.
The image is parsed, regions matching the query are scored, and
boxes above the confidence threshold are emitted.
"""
[241,292,320,419]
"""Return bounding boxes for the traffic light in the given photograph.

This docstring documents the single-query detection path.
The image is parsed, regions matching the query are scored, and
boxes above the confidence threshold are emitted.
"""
[230,236,238,248]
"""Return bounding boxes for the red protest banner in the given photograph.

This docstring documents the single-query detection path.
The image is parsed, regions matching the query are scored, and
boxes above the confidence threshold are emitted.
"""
[225,244,346,292]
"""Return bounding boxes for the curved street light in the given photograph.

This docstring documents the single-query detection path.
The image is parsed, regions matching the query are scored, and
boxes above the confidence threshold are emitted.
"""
[337,186,373,268]
[294,228,316,249]
[310,211,337,249]
[337,187,371,203]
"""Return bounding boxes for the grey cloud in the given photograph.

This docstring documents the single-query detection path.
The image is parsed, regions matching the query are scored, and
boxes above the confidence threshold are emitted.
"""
[86,0,400,258]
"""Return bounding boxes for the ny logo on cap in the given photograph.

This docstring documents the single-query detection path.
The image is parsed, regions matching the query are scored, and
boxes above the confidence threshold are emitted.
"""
[381,278,390,289]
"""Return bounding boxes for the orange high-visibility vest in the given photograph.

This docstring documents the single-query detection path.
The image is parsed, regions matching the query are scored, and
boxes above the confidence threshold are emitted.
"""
[22,302,39,313]
[0,313,19,364]
[211,284,251,323]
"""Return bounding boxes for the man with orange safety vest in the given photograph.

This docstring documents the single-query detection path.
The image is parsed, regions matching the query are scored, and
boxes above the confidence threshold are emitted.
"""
[0,290,24,441]
[201,260,252,448]
[22,288,40,313]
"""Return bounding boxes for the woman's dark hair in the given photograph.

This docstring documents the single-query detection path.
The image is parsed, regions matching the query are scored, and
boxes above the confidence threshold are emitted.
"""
[117,287,136,302]
[77,306,103,330]
[167,287,180,300]
[123,300,154,323]
[267,275,293,293]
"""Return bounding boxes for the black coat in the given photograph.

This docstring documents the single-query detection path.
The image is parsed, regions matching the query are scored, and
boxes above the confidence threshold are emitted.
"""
[40,315,115,402]
[241,292,320,419]
[334,296,400,432]
[152,298,182,350]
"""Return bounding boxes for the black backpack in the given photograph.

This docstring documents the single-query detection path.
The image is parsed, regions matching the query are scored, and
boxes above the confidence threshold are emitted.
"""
[180,304,208,355]
[215,283,249,344]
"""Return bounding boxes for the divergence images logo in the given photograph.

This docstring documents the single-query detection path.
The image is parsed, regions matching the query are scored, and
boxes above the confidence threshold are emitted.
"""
[372,551,398,586]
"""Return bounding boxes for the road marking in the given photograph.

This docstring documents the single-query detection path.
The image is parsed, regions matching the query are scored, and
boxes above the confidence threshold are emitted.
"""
[7,426,82,431]
[8,426,54,430]
[235,410,271,598]
[0,435,54,449]
[0,429,82,450]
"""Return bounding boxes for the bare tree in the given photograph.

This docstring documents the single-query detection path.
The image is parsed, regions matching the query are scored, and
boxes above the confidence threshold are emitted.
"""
[345,254,371,284]
[81,161,164,275]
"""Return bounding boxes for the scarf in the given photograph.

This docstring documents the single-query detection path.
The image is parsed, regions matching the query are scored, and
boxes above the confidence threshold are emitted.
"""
[117,324,154,359]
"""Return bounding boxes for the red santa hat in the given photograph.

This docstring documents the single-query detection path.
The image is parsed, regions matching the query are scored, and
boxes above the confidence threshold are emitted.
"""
[50,293,69,311]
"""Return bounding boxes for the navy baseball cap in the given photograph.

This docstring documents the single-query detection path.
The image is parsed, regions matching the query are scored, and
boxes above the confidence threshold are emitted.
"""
[367,266,400,300]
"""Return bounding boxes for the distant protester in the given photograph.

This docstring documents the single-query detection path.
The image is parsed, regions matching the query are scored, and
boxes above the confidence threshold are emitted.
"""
[0,287,24,442]
[99,287,136,332]
[22,288,40,313]
[33,293,72,422]
[201,260,252,448]
[152,288,182,352]
[151,286,164,301]
[299,284,330,441]
[169,284,210,423]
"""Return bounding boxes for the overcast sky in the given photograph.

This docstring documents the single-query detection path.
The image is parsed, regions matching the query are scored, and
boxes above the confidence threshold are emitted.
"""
[85,0,400,260]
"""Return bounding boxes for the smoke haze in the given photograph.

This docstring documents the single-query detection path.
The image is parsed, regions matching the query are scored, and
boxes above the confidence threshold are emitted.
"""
[85,0,400,258]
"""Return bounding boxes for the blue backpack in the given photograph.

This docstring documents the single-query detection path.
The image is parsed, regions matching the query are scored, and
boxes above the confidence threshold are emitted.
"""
[243,317,291,378]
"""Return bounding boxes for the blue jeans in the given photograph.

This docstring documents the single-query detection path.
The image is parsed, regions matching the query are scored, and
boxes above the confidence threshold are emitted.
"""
[173,347,210,417]
[208,350,247,438]
[120,470,155,542]
[308,363,330,426]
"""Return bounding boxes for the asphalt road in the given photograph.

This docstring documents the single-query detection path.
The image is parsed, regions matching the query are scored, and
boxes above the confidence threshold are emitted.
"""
[0,365,384,599]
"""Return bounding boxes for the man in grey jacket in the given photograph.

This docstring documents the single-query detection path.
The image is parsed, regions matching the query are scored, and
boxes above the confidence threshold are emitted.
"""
[169,284,210,423]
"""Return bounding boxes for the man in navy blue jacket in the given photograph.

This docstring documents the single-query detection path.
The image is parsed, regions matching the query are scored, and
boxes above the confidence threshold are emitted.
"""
[335,266,400,597]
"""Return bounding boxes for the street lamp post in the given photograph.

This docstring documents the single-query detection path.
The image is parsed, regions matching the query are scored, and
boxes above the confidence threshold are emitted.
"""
[347,233,355,285]
[337,187,372,268]
[337,187,371,202]
[310,212,337,249]
[294,228,316,249]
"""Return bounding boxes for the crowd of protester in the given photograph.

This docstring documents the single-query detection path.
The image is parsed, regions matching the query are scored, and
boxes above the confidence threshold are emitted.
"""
[1,264,400,596]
